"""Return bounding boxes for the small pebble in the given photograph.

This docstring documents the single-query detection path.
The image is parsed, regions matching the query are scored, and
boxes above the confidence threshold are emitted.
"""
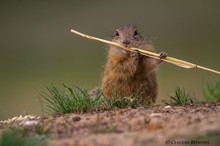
[150,113,162,117]
[72,116,81,122]
[164,105,171,109]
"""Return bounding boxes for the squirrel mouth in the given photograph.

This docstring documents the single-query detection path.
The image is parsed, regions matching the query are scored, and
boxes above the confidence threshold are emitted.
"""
[123,44,130,48]
[120,44,131,54]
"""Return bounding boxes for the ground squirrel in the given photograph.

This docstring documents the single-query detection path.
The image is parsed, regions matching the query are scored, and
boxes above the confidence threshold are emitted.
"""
[102,25,167,104]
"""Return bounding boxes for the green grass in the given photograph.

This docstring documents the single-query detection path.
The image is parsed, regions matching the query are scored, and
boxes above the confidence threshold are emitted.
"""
[41,84,144,115]
[203,81,220,102]
[0,128,46,146]
[165,87,193,106]
[104,95,143,109]
[41,84,103,114]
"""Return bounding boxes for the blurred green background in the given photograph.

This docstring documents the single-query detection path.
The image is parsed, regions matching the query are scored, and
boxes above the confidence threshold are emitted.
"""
[0,1,220,120]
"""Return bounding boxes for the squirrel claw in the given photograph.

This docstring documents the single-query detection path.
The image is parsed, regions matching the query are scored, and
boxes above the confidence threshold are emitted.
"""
[157,52,168,63]
[159,52,168,59]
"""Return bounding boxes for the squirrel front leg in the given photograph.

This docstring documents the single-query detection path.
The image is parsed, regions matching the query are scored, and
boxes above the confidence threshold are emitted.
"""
[109,51,141,79]
[141,51,168,72]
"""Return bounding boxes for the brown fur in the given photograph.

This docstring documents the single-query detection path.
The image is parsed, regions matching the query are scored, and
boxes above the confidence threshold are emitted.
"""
[102,25,160,104]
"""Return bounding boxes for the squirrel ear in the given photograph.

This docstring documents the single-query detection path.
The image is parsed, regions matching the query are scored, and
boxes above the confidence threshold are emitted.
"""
[134,30,139,36]
[115,31,119,37]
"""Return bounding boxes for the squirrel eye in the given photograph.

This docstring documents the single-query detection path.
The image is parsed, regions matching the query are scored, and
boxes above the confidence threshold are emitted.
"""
[134,30,139,36]
[115,31,119,37]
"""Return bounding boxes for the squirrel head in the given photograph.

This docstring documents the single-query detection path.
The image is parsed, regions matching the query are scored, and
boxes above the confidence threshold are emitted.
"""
[109,25,145,57]
[112,25,144,48]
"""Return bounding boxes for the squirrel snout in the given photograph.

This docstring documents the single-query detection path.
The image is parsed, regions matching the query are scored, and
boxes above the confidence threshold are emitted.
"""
[122,39,131,45]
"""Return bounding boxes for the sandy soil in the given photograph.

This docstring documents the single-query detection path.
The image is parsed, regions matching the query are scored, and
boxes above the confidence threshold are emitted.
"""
[1,102,220,146]
[47,103,220,146]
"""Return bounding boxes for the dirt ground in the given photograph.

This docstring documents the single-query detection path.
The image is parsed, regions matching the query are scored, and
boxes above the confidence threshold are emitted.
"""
[1,102,220,146]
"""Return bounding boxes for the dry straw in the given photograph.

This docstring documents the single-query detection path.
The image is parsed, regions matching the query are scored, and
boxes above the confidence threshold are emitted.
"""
[70,29,220,75]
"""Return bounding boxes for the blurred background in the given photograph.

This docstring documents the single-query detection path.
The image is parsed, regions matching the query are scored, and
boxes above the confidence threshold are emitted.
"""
[0,0,220,120]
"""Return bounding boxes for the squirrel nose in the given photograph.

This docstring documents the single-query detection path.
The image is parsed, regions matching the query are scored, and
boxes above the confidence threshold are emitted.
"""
[122,40,131,45]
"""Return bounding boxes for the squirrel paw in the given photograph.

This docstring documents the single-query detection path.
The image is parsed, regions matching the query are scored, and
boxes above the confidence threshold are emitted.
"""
[130,50,141,58]
[159,52,168,59]
[157,52,168,63]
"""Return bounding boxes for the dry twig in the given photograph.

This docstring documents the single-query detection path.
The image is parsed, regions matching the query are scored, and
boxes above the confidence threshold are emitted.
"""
[70,29,220,75]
